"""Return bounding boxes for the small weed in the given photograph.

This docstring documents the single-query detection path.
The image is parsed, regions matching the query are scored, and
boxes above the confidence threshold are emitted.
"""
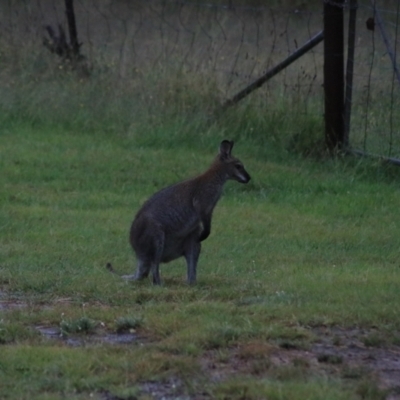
[237,291,294,306]
[59,316,97,337]
[105,386,140,400]
[356,379,387,400]
[270,364,309,381]
[332,335,342,346]
[362,333,386,348]
[267,325,311,344]
[0,321,38,344]
[133,351,200,382]
[391,333,400,346]
[115,316,143,334]
[181,343,201,357]
[278,339,308,350]
[215,349,231,363]
[286,115,326,158]
[249,358,272,375]
[293,357,311,368]
[212,378,268,400]
[317,353,343,365]
[237,341,274,360]
[341,366,369,380]
[203,325,241,350]
[0,322,15,344]
[0,277,11,285]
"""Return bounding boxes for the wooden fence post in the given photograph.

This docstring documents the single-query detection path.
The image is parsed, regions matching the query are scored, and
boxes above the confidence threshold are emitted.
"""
[65,0,80,57]
[324,0,345,151]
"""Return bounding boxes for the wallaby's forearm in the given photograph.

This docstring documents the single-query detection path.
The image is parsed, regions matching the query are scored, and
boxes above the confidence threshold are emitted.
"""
[199,215,211,242]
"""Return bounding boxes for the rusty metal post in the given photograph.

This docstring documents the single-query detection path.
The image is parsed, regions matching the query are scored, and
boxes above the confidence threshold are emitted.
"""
[324,0,345,151]
[344,0,358,147]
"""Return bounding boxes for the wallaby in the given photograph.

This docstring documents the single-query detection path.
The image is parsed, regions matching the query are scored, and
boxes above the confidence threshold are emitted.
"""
[107,140,251,285]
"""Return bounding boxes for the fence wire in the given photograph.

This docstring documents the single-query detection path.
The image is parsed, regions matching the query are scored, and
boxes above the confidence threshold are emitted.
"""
[0,0,399,158]
[351,1,400,159]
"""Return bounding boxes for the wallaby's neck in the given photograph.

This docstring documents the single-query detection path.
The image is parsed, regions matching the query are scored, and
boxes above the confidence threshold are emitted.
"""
[196,158,228,190]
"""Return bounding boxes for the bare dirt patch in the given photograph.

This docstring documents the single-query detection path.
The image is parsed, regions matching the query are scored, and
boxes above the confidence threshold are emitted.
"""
[100,377,208,400]
[30,320,400,398]
[0,289,75,310]
[139,378,208,400]
[0,289,27,310]
[36,325,140,347]
[201,326,400,399]
[312,326,400,399]
[96,326,400,399]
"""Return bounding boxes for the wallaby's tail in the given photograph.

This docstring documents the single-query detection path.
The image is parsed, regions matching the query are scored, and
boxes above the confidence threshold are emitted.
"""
[106,263,137,281]
[106,262,117,274]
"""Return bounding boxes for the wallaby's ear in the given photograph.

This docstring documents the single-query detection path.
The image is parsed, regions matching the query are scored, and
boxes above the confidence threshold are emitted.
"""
[219,140,234,160]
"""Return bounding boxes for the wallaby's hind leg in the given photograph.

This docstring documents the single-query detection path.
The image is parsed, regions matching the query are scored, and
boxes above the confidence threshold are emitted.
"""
[149,230,164,285]
[132,259,150,281]
[184,238,201,285]
[121,273,137,281]
[131,222,164,285]
[116,260,150,281]
[151,263,161,285]
[150,237,164,285]
[106,262,147,281]
[123,260,154,282]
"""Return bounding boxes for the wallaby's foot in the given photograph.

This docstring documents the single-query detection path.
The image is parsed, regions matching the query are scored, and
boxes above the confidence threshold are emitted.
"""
[121,274,138,281]
[106,264,142,281]
[152,270,161,285]
[187,269,197,286]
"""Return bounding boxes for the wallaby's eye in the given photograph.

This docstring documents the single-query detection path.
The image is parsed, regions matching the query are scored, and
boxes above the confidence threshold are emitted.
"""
[235,163,243,170]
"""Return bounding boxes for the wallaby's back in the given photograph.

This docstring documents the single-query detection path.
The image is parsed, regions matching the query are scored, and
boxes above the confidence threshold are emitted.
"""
[127,140,251,284]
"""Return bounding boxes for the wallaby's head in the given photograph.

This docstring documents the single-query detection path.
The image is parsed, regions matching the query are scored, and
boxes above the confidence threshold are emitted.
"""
[217,140,251,184]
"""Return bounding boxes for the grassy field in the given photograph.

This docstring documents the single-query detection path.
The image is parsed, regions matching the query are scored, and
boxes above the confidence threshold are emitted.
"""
[1,110,400,399]
[1,1,400,397]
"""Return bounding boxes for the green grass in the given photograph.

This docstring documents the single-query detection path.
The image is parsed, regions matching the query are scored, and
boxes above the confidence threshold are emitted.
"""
[1,117,400,399]
[1,7,400,394]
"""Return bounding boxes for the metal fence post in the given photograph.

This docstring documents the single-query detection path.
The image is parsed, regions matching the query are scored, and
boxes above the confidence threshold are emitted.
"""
[344,0,358,147]
[324,0,345,151]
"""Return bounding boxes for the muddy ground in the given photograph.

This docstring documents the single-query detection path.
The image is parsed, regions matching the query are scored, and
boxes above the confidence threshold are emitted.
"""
[35,319,400,399]
[2,294,400,399]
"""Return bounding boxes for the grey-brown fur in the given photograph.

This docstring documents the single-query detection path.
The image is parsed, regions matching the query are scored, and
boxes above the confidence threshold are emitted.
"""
[110,140,250,285]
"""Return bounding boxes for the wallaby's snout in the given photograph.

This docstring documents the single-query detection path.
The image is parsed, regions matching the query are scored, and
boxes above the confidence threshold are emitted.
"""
[233,162,251,184]
[111,139,250,286]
